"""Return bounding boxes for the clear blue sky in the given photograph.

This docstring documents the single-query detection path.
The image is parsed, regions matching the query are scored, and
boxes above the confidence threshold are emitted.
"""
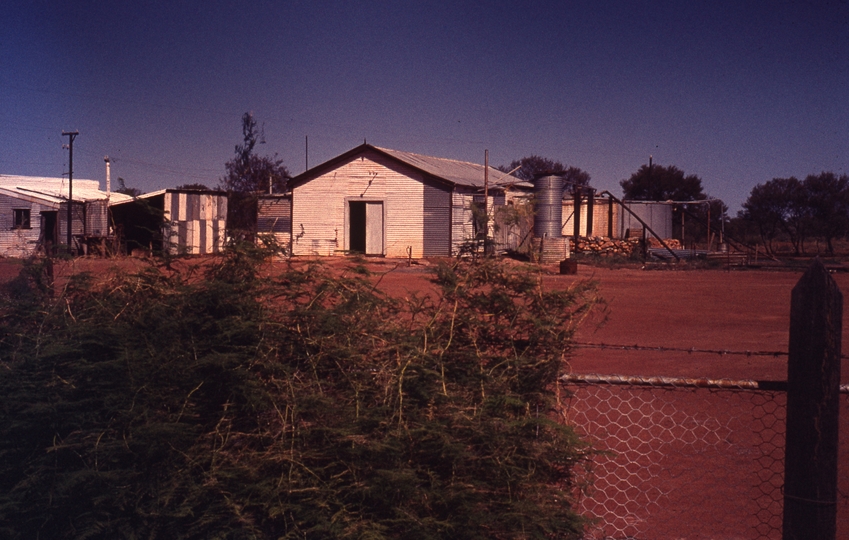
[2,0,847,213]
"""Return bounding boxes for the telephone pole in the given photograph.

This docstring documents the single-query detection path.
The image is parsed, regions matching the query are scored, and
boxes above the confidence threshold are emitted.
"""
[62,130,79,254]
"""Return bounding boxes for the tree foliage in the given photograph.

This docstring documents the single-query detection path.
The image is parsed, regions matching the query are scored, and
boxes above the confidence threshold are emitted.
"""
[499,156,591,192]
[176,183,212,190]
[740,172,849,254]
[115,177,142,197]
[0,250,601,539]
[739,177,806,254]
[619,164,705,202]
[803,172,849,254]
[221,113,290,237]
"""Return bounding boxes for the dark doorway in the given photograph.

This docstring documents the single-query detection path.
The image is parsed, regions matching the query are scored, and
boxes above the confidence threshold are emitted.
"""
[40,211,57,253]
[349,201,366,253]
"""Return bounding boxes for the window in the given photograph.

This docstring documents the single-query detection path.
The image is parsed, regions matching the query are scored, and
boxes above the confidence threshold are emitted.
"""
[13,209,31,229]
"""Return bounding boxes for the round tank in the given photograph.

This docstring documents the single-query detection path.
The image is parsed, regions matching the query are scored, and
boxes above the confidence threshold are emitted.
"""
[534,175,564,238]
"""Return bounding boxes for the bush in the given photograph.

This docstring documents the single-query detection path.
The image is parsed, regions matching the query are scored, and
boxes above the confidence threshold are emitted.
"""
[0,251,600,539]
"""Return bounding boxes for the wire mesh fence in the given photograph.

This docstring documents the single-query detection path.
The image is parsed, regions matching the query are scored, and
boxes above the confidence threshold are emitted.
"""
[560,376,849,540]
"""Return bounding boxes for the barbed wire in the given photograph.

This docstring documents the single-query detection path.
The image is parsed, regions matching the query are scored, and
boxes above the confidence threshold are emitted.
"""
[572,341,796,358]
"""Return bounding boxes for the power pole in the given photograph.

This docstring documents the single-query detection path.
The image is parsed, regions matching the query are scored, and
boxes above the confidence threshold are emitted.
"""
[62,130,79,254]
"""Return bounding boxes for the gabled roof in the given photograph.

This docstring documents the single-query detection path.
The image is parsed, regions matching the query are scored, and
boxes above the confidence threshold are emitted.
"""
[290,144,528,190]
[0,175,133,206]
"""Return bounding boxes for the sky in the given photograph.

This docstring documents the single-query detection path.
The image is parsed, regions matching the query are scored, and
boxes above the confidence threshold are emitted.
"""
[1,0,847,214]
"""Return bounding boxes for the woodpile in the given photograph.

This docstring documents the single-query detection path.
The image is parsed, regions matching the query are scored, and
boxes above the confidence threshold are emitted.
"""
[647,237,682,249]
[575,236,640,256]
[574,236,681,256]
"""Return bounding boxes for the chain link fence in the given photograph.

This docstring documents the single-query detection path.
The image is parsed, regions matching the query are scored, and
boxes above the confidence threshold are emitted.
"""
[560,375,849,539]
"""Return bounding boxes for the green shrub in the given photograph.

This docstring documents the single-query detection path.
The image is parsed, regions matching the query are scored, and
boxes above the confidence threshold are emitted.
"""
[0,250,600,539]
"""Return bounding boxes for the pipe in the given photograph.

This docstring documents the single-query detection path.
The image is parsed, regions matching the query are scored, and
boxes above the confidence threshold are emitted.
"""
[104,156,111,199]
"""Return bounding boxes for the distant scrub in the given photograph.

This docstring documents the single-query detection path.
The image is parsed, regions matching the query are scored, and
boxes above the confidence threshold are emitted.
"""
[0,246,601,539]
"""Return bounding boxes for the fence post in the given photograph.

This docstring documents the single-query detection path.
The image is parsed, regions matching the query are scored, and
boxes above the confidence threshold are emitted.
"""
[783,259,842,540]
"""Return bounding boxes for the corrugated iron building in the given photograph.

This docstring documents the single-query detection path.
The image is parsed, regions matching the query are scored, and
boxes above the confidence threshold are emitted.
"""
[0,175,131,257]
[563,196,673,239]
[288,144,527,258]
[111,189,227,255]
[257,194,292,251]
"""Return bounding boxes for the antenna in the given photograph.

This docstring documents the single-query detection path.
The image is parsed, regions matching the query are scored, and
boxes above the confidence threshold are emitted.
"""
[259,122,266,144]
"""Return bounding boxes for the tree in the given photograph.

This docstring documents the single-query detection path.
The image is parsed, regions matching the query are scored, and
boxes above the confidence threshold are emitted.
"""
[740,177,807,255]
[499,156,591,192]
[0,250,600,539]
[175,183,212,190]
[115,177,141,197]
[221,113,290,238]
[802,172,849,254]
[620,163,705,202]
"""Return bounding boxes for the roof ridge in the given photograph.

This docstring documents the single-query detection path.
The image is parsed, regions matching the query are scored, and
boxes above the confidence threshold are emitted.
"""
[375,146,498,169]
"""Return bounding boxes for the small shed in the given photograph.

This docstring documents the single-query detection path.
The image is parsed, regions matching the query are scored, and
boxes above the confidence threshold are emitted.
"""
[562,196,673,240]
[0,175,130,257]
[288,144,527,258]
[110,189,228,255]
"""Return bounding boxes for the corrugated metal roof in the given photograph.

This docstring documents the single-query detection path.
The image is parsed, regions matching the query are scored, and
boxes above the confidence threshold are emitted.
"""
[290,144,530,191]
[0,175,133,205]
[373,146,527,189]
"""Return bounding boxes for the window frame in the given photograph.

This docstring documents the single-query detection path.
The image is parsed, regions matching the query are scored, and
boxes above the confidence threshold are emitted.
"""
[12,208,31,230]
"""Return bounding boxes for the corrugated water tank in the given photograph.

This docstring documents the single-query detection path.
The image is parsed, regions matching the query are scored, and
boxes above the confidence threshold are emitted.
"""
[534,175,564,238]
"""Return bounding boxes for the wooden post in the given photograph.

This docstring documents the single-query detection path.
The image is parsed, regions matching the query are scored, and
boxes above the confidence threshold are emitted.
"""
[573,187,581,242]
[783,258,842,540]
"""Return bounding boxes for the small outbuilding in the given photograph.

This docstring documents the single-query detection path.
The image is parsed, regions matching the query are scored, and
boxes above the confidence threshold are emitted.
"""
[0,175,131,257]
[110,188,228,255]
[562,195,673,240]
[288,144,527,258]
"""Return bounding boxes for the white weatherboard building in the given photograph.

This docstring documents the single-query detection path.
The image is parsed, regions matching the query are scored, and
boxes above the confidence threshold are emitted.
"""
[288,144,528,258]
[0,175,132,257]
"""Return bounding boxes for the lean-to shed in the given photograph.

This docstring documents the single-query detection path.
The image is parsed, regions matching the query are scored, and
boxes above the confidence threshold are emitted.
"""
[110,188,227,255]
[562,196,673,239]
[0,175,131,257]
[288,144,527,258]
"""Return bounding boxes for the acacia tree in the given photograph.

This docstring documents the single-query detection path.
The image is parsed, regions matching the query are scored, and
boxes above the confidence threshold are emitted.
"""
[221,113,290,238]
[802,172,849,254]
[740,177,807,255]
[740,173,849,255]
[620,164,705,202]
[115,177,141,197]
[499,156,591,191]
[0,251,601,539]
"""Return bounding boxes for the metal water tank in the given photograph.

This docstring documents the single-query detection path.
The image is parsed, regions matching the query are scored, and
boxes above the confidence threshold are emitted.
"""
[534,175,564,238]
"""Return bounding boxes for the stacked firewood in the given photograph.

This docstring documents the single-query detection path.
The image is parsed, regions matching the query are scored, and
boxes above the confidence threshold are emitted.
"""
[574,236,682,255]
[574,236,640,256]
[647,237,682,249]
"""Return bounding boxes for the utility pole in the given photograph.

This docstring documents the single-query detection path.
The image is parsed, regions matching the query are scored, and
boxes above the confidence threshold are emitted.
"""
[62,130,79,254]
[484,150,489,253]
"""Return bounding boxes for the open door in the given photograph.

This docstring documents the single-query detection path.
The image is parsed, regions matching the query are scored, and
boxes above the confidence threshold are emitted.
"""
[349,201,383,255]
[40,211,57,254]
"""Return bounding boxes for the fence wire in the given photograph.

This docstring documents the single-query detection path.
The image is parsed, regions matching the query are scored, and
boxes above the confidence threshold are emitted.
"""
[560,378,843,540]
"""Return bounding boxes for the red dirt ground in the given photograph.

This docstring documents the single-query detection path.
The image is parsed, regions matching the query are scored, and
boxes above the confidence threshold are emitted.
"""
[312,257,849,384]
[8,255,842,382]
